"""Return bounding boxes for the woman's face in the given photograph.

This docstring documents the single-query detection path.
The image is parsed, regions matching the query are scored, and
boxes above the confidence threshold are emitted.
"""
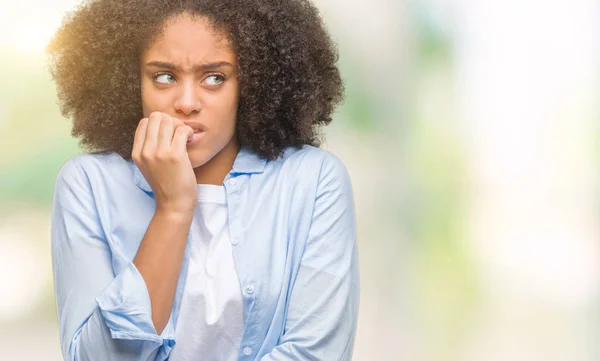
[140,14,239,169]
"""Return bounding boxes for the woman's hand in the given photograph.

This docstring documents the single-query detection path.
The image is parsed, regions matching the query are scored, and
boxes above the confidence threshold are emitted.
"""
[132,111,198,215]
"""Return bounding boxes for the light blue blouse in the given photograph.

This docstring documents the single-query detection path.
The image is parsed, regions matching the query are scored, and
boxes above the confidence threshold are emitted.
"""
[51,145,359,361]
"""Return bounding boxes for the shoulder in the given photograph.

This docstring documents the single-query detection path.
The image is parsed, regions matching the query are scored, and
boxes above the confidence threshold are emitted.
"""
[58,152,129,177]
[281,146,352,190]
[272,145,350,182]
[258,145,353,203]
[55,151,131,189]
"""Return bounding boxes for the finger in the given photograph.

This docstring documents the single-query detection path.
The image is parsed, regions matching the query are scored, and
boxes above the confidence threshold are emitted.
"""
[166,115,185,142]
[142,111,163,153]
[157,115,174,152]
[132,118,148,160]
[171,124,194,152]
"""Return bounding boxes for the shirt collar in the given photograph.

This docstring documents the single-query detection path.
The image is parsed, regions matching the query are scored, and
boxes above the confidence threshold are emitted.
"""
[230,146,267,174]
[132,146,267,193]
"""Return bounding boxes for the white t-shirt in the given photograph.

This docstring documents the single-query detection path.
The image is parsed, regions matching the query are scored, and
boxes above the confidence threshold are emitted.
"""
[169,184,245,361]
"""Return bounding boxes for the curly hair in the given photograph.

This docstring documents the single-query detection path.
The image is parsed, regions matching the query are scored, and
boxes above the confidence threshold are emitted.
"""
[47,0,344,160]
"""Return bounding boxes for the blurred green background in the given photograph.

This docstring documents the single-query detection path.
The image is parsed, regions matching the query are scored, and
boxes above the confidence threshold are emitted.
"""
[0,0,598,360]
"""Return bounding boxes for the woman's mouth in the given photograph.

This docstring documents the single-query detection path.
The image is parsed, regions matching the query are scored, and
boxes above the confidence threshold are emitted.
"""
[187,130,206,145]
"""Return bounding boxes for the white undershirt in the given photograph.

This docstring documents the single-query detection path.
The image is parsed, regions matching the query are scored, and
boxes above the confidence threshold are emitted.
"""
[169,184,245,361]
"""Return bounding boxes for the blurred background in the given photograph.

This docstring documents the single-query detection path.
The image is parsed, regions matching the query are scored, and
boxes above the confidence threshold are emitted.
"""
[0,0,598,360]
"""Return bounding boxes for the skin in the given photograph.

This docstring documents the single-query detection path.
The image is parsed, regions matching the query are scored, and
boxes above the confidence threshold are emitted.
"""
[48,0,344,162]
[140,13,240,187]
[47,0,346,339]
[131,14,239,334]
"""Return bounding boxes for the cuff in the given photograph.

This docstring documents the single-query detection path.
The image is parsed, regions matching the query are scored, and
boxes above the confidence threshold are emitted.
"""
[95,262,176,346]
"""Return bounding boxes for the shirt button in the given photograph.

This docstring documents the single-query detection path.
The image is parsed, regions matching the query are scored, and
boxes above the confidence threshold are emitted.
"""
[231,237,239,245]
[228,178,237,186]
[245,284,255,294]
[243,347,252,356]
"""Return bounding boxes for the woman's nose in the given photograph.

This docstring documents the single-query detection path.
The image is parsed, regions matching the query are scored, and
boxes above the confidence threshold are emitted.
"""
[174,81,201,116]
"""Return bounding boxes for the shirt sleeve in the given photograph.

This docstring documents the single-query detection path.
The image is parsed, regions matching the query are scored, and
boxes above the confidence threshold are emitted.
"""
[260,153,360,361]
[51,157,176,361]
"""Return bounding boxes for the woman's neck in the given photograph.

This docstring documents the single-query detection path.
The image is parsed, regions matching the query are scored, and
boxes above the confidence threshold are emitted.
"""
[193,138,240,185]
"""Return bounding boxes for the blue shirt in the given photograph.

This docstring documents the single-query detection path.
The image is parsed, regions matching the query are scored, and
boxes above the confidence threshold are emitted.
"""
[51,145,360,361]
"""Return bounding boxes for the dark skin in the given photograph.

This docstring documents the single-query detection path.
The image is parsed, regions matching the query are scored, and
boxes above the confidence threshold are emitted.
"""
[139,14,240,186]
[47,0,344,162]
[133,15,240,333]
[47,0,346,335]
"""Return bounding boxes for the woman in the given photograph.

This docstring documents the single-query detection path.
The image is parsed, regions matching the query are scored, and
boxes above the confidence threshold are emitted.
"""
[48,0,359,360]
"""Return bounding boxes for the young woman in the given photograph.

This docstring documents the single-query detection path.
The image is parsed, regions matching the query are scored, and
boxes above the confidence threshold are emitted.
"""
[48,0,359,360]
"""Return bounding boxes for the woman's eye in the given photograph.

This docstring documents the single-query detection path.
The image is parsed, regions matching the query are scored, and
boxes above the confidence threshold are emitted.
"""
[204,75,224,86]
[154,73,176,84]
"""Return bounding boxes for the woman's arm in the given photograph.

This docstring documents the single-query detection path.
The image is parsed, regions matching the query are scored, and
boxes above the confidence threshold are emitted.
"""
[261,153,360,361]
[51,157,190,361]
[133,209,192,334]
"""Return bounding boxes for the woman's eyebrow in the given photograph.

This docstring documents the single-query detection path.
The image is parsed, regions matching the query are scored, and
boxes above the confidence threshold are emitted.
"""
[145,61,234,71]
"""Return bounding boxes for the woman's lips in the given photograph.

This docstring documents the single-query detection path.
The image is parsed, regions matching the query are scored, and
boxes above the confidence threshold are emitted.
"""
[187,130,206,145]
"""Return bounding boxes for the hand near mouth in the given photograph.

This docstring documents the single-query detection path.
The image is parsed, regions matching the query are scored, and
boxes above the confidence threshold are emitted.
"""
[131,111,198,215]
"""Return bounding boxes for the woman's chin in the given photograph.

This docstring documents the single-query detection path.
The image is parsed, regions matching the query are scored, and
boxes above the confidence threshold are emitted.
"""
[187,138,238,172]
[189,157,211,170]
[186,148,210,169]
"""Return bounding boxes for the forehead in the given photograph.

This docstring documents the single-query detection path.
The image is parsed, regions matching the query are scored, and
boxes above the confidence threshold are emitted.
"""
[142,14,235,64]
